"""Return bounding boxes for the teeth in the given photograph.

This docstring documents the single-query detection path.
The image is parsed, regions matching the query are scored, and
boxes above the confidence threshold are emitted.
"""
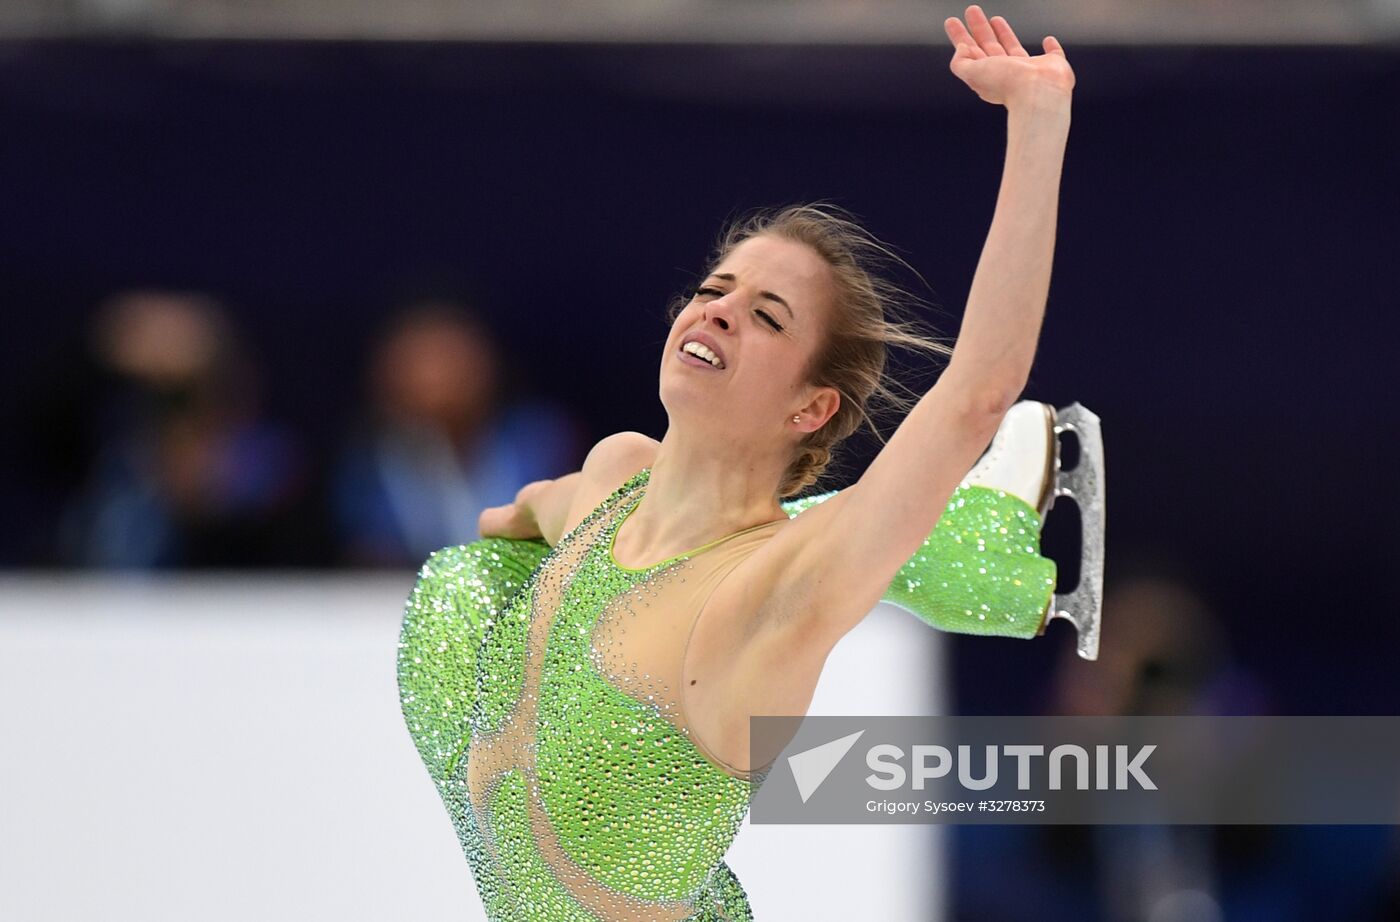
[682,341,724,368]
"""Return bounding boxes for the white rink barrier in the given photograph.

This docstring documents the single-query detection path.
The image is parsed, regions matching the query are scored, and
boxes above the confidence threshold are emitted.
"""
[0,573,945,922]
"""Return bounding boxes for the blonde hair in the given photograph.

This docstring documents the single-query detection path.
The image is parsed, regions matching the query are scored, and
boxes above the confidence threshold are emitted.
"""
[668,202,955,498]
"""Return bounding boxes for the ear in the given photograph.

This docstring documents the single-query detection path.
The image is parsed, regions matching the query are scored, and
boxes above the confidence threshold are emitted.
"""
[795,385,841,433]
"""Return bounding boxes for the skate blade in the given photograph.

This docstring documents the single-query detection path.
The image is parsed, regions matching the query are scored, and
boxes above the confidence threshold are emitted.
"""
[1045,402,1106,661]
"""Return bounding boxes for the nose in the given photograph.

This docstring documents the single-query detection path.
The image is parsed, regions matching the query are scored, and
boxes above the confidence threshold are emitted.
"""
[701,294,736,332]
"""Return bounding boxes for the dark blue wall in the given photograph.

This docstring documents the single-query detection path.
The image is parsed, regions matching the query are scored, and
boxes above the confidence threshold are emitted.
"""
[1,41,1397,713]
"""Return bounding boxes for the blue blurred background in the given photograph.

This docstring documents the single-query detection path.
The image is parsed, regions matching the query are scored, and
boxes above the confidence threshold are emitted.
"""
[1,2,1398,918]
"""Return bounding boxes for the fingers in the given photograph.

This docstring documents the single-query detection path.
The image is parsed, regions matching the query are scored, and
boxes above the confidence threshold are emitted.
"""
[947,6,1046,59]
[989,14,1028,56]
[943,15,976,51]
[1043,35,1066,56]
[479,503,516,538]
[963,5,1007,56]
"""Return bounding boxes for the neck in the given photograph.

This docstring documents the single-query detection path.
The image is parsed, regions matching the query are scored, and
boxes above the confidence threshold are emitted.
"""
[617,423,790,564]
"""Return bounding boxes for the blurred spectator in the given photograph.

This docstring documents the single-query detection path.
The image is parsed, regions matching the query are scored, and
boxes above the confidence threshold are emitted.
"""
[45,290,316,567]
[953,565,1393,922]
[332,300,582,566]
[1048,573,1268,718]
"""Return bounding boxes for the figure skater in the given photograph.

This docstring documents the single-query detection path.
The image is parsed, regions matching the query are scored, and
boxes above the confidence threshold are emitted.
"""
[398,7,1101,919]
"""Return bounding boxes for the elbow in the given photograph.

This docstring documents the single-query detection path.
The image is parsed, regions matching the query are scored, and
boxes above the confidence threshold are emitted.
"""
[946,384,1021,451]
[940,359,1024,420]
[965,381,1023,421]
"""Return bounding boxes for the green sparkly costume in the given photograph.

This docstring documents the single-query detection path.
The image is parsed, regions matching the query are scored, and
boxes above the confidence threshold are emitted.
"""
[398,467,1055,920]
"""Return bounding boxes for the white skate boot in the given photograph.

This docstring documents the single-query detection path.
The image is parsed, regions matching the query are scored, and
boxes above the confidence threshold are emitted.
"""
[963,400,1106,660]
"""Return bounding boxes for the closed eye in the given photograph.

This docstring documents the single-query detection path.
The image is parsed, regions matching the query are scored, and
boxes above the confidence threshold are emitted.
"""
[694,287,785,333]
[755,310,784,332]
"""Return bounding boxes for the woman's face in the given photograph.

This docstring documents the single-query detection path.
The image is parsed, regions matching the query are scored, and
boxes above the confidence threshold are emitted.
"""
[660,234,838,441]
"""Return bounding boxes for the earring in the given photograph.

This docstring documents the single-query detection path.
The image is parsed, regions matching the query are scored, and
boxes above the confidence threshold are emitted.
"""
[792,415,801,423]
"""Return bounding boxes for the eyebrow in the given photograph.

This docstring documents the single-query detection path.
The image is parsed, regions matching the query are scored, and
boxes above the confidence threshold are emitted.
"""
[708,272,795,321]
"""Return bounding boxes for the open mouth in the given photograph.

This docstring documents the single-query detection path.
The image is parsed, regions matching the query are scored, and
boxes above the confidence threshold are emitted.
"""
[680,341,725,370]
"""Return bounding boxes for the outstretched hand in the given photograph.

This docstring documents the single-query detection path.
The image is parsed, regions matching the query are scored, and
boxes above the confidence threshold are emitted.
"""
[944,5,1075,108]
[478,501,543,540]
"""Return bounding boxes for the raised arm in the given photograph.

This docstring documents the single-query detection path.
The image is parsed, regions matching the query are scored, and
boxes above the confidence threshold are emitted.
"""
[745,8,1075,654]
[936,8,1074,408]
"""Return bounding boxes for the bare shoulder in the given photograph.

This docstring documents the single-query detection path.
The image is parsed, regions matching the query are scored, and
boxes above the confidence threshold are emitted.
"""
[581,431,660,489]
[560,431,661,535]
